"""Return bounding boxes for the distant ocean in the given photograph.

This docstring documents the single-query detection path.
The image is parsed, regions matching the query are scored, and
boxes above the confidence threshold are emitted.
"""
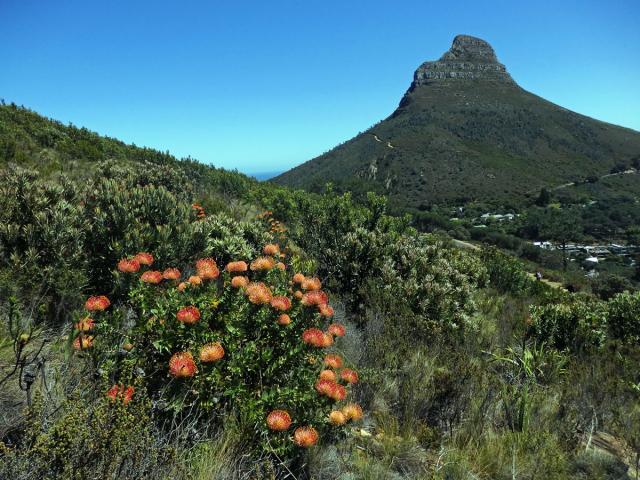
[250,171,283,181]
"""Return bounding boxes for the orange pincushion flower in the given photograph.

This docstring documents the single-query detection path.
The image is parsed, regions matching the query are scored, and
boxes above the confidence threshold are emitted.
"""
[328,410,347,426]
[324,354,343,369]
[196,258,220,280]
[292,273,305,284]
[162,268,181,280]
[106,384,119,401]
[118,258,140,273]
[302,328,325,347]
[277,314,291,325]
[134,252,154,266]
[318,304,335,318]
[319,369,337,382]
[245,282,273,304]
[226,261,248,273]
[301,277,322,291]
[177,281,189,292]
[106,384,135,405]
[177,306,200,325]
[270,296,292,312]
[266,410,292,431]
[276,262,286,271]
[169,352,197,378]
[231,275,249,289]
[85,295,110,311]
[250,256,276,271]
[74,316,95,332]
[263,244,280,256]
[327,323,345,337]
[294,290,303,300]
[329,384,347,401]
[342,403,364,421]
[315,379,337,396]
[73,335,94,350]
[199,342,225,363]
[141,270,163,284]
[294,426,319,447]
[301,290,328,307]
[321,333,334,348]
[340,368,359,384]
[188,275,203,286]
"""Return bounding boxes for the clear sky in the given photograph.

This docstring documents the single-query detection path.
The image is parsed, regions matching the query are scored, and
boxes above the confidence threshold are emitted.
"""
[1,0,638,175]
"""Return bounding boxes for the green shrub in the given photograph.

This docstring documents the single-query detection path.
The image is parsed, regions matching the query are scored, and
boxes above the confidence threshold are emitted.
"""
[529,297,608,352]
[607,291,640,344]
[75,247,363,457]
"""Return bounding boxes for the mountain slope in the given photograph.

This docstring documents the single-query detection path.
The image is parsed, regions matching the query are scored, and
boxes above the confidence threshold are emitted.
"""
[274,35,640,207]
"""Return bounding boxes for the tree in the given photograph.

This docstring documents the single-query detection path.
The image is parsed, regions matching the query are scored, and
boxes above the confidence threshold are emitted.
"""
[535,187,551,207]
[539,207,583,270]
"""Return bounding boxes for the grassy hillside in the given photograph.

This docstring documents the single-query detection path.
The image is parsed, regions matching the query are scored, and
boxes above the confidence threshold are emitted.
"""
[1,104,639,479]
[274,51,640,209]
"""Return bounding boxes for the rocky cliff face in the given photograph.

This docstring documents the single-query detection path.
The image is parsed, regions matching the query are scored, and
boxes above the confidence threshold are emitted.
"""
[411,35,513,85]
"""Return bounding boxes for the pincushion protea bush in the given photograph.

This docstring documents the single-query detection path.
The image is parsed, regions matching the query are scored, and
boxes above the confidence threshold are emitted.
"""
[78,244,363,455]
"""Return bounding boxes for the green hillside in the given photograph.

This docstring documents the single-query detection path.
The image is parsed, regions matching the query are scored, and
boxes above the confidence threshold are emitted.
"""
[274,35,640,208]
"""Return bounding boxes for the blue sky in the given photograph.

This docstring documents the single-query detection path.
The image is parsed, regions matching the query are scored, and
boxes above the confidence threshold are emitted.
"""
[1,0,638,175]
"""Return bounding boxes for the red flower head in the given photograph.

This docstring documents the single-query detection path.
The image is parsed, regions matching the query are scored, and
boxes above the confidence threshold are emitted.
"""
[177,306,200,325]
[162,268,181,280]
[340,368,359,384]
[250,256,276,271]
[302,328,325,347]
[188,275,203,286]
[122,385,135,404]
[342,403,364,421]
[301,277,322,291]
[292,273,305,284]
[106,384,135,405]
[106,384,119,401]
[315,379,338,396]
[141,270,163,284]
[73,335,94,350]
[169,352,197,378]
[134,252,154,266]
[319,304,335,318]
[319,369,336,382]
[199,342,225,363]
[277,314,291,326]
[85,295,110,311]
[301,290,329,307]
[117,258,140,273]
[74,316,95,332]
[263,244,280,256]
[226,261,248,273]
[177,281,190,292]
[266,409,292,431]
[196,258,220,280]
[245,282,273,305]
[329,410,347,426]
[328,323,345,337]
[324,354,343,369]
[231,275,249,289]
[294,426,319,447]
[270,296,292,312]
[329,384,347,402]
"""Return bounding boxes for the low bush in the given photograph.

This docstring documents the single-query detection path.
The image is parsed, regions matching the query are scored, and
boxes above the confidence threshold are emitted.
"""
[74,245,363,457]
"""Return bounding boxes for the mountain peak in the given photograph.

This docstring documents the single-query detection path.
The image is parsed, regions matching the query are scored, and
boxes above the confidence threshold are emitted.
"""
[412,34,513,85]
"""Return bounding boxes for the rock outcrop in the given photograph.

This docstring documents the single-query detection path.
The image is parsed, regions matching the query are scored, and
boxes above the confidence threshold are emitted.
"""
[411,35,513,85]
